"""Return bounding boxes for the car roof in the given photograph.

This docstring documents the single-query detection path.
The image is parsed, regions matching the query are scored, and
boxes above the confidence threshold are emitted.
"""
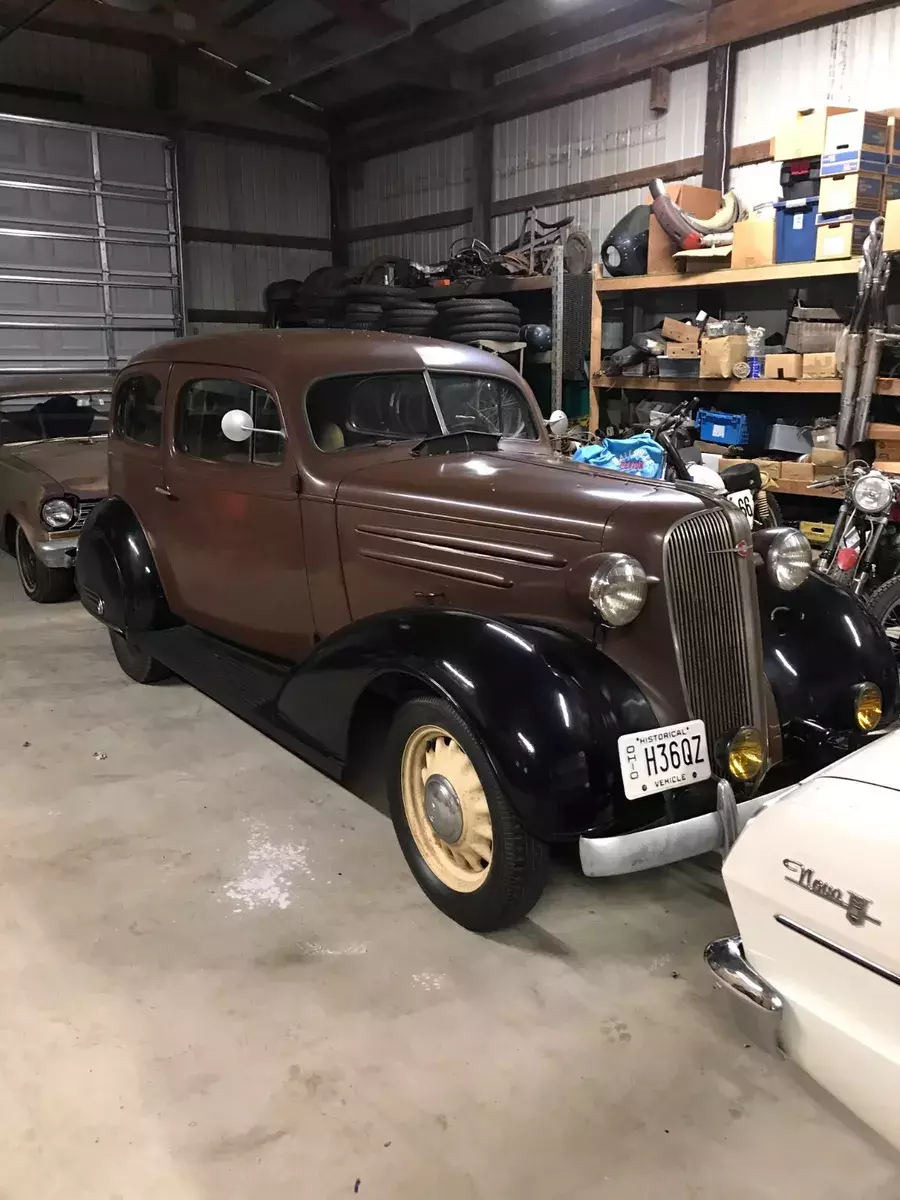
[128,329,526,393]
[0,372,116,398]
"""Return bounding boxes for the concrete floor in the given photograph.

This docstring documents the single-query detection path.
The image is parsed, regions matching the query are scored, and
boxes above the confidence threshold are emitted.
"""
[0,554,897,1200]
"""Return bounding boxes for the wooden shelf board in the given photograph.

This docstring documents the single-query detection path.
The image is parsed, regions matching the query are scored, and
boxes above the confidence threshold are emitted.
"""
[594,374,900,397]
[769,479,843,500]
[417,275,552,299]
[594,259,861,294]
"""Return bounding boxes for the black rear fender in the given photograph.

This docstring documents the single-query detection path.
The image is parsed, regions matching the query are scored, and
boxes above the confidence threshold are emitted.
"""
[75,497,173,634]
[276,610,659,842]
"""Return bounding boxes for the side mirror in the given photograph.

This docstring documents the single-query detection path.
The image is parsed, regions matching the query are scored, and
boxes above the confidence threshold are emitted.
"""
[547,409,569,437]
[221,409,253,443]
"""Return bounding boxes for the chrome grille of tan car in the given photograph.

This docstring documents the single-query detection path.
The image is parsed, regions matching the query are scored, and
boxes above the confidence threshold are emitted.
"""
[72,499,100,532]
[663,507,766,753]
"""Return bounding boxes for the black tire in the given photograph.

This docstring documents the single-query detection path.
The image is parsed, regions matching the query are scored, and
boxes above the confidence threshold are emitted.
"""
[866,575,900,662]
[14,524,74,603]
[437,315,523,330]
[435,298,520,314]
[386,695,548,931]
[344,284,416,300]
[447,330,525,345]
[382,302,436,314]
[109,629,171,684]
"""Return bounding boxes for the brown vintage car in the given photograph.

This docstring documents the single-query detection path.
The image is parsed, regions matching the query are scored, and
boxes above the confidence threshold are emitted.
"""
[75,331,897,931]
[0,373,114,602]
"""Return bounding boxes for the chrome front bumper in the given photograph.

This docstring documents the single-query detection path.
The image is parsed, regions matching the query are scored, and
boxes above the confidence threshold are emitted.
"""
[579,780,769,877]
[33,536,78,569]
[705,936,785,1057]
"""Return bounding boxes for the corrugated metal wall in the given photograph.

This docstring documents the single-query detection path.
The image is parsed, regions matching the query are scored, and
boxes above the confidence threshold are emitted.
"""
[179,132,331,319]
[0,30,152,107]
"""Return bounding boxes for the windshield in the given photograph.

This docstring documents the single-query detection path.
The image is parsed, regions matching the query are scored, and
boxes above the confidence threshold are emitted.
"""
[306,371,539,452]
[0,392,112,446]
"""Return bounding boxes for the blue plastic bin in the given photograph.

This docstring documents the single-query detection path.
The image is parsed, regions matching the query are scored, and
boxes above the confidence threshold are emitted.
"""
[696,409,751,446]
[774,197,819,263]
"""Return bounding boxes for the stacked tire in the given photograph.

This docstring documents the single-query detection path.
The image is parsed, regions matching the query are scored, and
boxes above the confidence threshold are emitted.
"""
[337,283,418,331]
[381,299,436,336]
[433,299,522,345]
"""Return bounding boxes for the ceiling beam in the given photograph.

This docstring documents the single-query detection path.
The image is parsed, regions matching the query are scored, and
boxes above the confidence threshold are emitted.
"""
[412,0,510,38]
[312,0,409,37]
[338,0,887,161]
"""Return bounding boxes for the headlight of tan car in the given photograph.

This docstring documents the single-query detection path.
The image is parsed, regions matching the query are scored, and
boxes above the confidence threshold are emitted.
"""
[40,498,76,530]
[589,554,648,626]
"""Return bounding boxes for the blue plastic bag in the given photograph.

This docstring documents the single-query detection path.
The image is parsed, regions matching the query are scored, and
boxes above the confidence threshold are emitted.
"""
[573,433,665,480]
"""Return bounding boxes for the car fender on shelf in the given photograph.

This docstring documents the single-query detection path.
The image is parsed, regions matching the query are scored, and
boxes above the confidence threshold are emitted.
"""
[75,496,174,636]
[275,608,660,842]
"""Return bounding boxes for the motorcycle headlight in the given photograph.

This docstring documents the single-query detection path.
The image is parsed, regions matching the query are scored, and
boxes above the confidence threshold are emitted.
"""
[40,498,75,530]
[767,530,812,591]
[851,471,894,514]
[589,554,648,627]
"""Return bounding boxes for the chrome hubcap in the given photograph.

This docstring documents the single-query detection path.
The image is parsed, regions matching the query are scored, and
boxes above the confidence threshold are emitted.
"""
[424,773,463,844]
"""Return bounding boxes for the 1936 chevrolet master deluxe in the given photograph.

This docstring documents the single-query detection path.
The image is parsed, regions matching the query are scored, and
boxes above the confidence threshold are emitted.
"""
[76,331,898,931]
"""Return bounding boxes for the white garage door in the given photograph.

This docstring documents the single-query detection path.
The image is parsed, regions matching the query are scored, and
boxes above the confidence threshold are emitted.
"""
[0,112,184,373]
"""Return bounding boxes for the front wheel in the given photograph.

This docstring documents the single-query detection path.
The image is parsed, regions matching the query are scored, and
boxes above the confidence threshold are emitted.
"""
[866,575,900,665]
[109,629,171,684]
[386,696,548,932]
[15,524,74,603]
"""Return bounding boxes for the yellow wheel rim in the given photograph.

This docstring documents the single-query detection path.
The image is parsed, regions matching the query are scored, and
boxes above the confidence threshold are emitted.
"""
[400,724,493,893]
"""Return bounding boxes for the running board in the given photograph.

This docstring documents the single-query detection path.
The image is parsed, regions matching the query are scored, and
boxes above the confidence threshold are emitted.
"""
[138,626,342,778]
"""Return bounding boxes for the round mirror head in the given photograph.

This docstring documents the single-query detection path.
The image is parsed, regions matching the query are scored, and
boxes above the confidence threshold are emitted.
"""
[221,409,254,443]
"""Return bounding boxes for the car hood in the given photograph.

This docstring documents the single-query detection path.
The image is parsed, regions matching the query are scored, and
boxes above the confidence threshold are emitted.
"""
[3,438,108,496]
[336,446,695,543]
[807,726,900,794]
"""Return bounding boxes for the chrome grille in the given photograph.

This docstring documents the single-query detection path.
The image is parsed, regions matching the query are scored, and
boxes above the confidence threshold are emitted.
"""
[663,507,765,749]
[72,499,100,532]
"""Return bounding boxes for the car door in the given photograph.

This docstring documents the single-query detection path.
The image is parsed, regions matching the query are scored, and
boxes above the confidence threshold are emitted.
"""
[159,363,314,660]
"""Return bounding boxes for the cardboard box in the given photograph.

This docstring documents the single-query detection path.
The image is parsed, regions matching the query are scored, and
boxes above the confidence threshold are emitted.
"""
[780,461,816,483]
[647,183,722,275]
[731,216,776,269]
[666,343,701,359]
[774,106,854,161]
[815,218,870,260]
[885,198,900,252]
[802,352,838,379]
[661,316,700,344]
[818,171,884,216]
[811,448,848,472]
[754,458,782,481]
[700,334,747,379]
[764,353,803,380]
[884,178,900,204]
[874,461,900,475]
[867,422,900,441]
[823,110,889,175]
[876,440,900,463]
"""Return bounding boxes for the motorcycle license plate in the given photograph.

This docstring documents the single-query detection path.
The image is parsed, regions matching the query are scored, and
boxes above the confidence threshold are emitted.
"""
[618,720,711,800]
[725,489,755,523]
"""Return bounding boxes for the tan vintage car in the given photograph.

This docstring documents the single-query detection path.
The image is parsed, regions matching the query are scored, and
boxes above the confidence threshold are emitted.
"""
[0,373,114,602]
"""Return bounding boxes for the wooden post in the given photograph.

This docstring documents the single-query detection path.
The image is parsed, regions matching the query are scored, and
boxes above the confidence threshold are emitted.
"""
[649,66,671,116]
[472,118,494,246]
[702,44,735,191]
[589,264,604,434]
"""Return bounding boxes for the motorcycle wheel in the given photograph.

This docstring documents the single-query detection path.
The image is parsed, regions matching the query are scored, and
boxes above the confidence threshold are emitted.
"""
[866,575,900,664]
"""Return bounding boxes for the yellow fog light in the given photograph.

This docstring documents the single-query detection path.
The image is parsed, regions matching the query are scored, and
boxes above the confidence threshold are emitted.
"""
[855,683,883,732]
[728,727,765,782]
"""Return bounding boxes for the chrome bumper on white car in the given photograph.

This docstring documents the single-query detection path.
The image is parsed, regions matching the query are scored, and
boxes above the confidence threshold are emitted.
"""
[705,936,785,1057]
[579,780,769,877]
[33,536,79,569]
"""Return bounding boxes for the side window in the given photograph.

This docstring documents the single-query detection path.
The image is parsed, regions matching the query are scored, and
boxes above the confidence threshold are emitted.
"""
[306,373,439,452]
[175,378,284,466]
[114,374,163,447]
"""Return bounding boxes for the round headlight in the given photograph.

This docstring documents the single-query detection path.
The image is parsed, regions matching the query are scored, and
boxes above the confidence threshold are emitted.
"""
[40,498,75,530]
[852,471,894,514]
[728,727,766,782]
[855,682,883,732]
[589,554,648,627]
[767,529,812,591]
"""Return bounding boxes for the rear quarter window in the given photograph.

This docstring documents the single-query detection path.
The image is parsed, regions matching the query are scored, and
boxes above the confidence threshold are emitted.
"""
[114,374,163,447]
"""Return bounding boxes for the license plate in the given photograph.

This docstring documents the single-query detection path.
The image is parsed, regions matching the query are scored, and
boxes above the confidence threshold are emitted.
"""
[618,720,711,800]
[725,489,755,523]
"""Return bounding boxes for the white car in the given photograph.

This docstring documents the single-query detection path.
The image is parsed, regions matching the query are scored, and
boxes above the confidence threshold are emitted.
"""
[707,729,900,1151]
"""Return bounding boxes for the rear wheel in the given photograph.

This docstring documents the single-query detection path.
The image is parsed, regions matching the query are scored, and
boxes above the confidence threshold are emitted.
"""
[14,524,74,603]
[109,629,171,684]
[386,696,548,931]
[866,575,900,666]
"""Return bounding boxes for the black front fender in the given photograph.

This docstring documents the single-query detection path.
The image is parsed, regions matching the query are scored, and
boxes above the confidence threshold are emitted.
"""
[75,497,173,635]
[759,571,899,735]
[276,610,659,842]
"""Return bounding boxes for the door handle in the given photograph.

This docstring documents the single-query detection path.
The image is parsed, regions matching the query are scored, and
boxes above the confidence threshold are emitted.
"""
[155,485,178,500]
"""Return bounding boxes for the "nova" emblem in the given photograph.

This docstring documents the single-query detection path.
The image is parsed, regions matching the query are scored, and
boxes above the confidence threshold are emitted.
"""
[783,859,882,927]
